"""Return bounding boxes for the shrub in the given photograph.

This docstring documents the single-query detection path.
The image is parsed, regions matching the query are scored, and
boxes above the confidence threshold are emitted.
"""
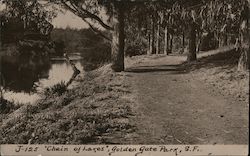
[44,81,67,96]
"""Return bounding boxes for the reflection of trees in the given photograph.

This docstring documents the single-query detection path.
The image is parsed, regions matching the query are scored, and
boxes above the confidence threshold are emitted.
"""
[1,51,51,93]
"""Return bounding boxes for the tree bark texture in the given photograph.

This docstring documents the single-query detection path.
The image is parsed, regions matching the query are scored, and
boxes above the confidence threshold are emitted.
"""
[150,14,155,54]
[187,22,197,62]
[182,30,185,53]
[164,26,169,55]
[169,34,173,54]
[237,0,250,71]
[156,21,160,54]
[148,31,151,55]
[196,31,201,53]
[111,3,125,72]
[0,16,2,49]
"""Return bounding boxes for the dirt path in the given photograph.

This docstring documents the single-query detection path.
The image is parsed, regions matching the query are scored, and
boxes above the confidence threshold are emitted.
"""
[126,55,248,144]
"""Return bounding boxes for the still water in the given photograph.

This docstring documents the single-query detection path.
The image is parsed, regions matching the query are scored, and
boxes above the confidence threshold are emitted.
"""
[1,53,84,104]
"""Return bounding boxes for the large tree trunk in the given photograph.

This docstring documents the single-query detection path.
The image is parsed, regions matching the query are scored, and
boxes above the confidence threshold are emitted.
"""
[237,0,250,71]
[187,22,197,62]
[164,26,169,55]
[156,20,160,54]
[111,4,125,72]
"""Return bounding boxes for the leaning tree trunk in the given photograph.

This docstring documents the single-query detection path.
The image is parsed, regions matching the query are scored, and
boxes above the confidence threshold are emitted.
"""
[187,22,197,62]
[164,26,169,55]
[111,4,125,72]
[156,20,160,54]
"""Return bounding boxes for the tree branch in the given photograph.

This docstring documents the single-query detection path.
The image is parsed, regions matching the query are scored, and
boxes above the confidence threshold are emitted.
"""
[80,8,114,31]
[62,0,114,31]
[61,1,80,16]
[61,2,111,41]
[82,19,112,42]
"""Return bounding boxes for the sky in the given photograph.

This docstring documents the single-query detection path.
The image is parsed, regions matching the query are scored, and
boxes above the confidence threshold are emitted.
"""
[0,2,94,30]
[51,7,108,30]
[52,11,89,29]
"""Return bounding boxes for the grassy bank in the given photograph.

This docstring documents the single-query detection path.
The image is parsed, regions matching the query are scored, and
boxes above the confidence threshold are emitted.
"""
[0,64,136,144]
[184,48,249,103]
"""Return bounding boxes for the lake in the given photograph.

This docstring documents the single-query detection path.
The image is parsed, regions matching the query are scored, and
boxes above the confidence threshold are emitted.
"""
[1,53,85,104]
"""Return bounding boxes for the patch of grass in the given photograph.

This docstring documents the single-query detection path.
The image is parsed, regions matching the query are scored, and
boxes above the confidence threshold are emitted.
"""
[44,81,67,96]
[185,48,249,102]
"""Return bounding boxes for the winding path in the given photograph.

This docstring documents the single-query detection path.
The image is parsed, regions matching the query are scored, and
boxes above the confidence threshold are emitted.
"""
[126,55,248,144]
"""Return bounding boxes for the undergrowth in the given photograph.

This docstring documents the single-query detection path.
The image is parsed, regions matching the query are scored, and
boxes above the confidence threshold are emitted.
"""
[44,81,67,96]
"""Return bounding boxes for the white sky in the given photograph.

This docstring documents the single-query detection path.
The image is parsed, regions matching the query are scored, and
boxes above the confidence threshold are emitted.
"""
[0,2,98,30]
[52,11,89,29]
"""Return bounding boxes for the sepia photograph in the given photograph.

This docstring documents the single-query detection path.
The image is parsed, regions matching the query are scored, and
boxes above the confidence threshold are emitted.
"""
[0,0,249,148]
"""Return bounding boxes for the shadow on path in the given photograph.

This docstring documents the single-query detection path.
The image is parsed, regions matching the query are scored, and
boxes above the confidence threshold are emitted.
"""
[126,64,188,74]
[182,48,240,71]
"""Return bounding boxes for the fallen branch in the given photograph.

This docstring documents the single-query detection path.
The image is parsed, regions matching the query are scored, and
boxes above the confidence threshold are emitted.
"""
[64,53,81,87]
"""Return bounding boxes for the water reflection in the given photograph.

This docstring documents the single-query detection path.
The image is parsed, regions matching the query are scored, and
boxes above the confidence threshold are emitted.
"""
[2,53,51,93]
[1,53,84,104]
[35,61,83,92]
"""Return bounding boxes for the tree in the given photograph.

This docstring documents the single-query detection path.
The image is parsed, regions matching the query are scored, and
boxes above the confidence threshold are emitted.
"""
[110,2,125,71]
[0,0,55,49]
[163,25,169,54]
[187,20,197,61]
[150,13,156,54]
[237,0,249,71]
[156,11,163,54]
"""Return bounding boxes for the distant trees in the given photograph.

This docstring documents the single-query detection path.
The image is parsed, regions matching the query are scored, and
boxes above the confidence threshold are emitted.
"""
[51,28,111,63]
[0,0,55,40]
[0,0,55,57]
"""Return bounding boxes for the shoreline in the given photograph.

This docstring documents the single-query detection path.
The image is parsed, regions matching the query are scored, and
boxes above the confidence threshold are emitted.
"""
[0,64,137,144]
